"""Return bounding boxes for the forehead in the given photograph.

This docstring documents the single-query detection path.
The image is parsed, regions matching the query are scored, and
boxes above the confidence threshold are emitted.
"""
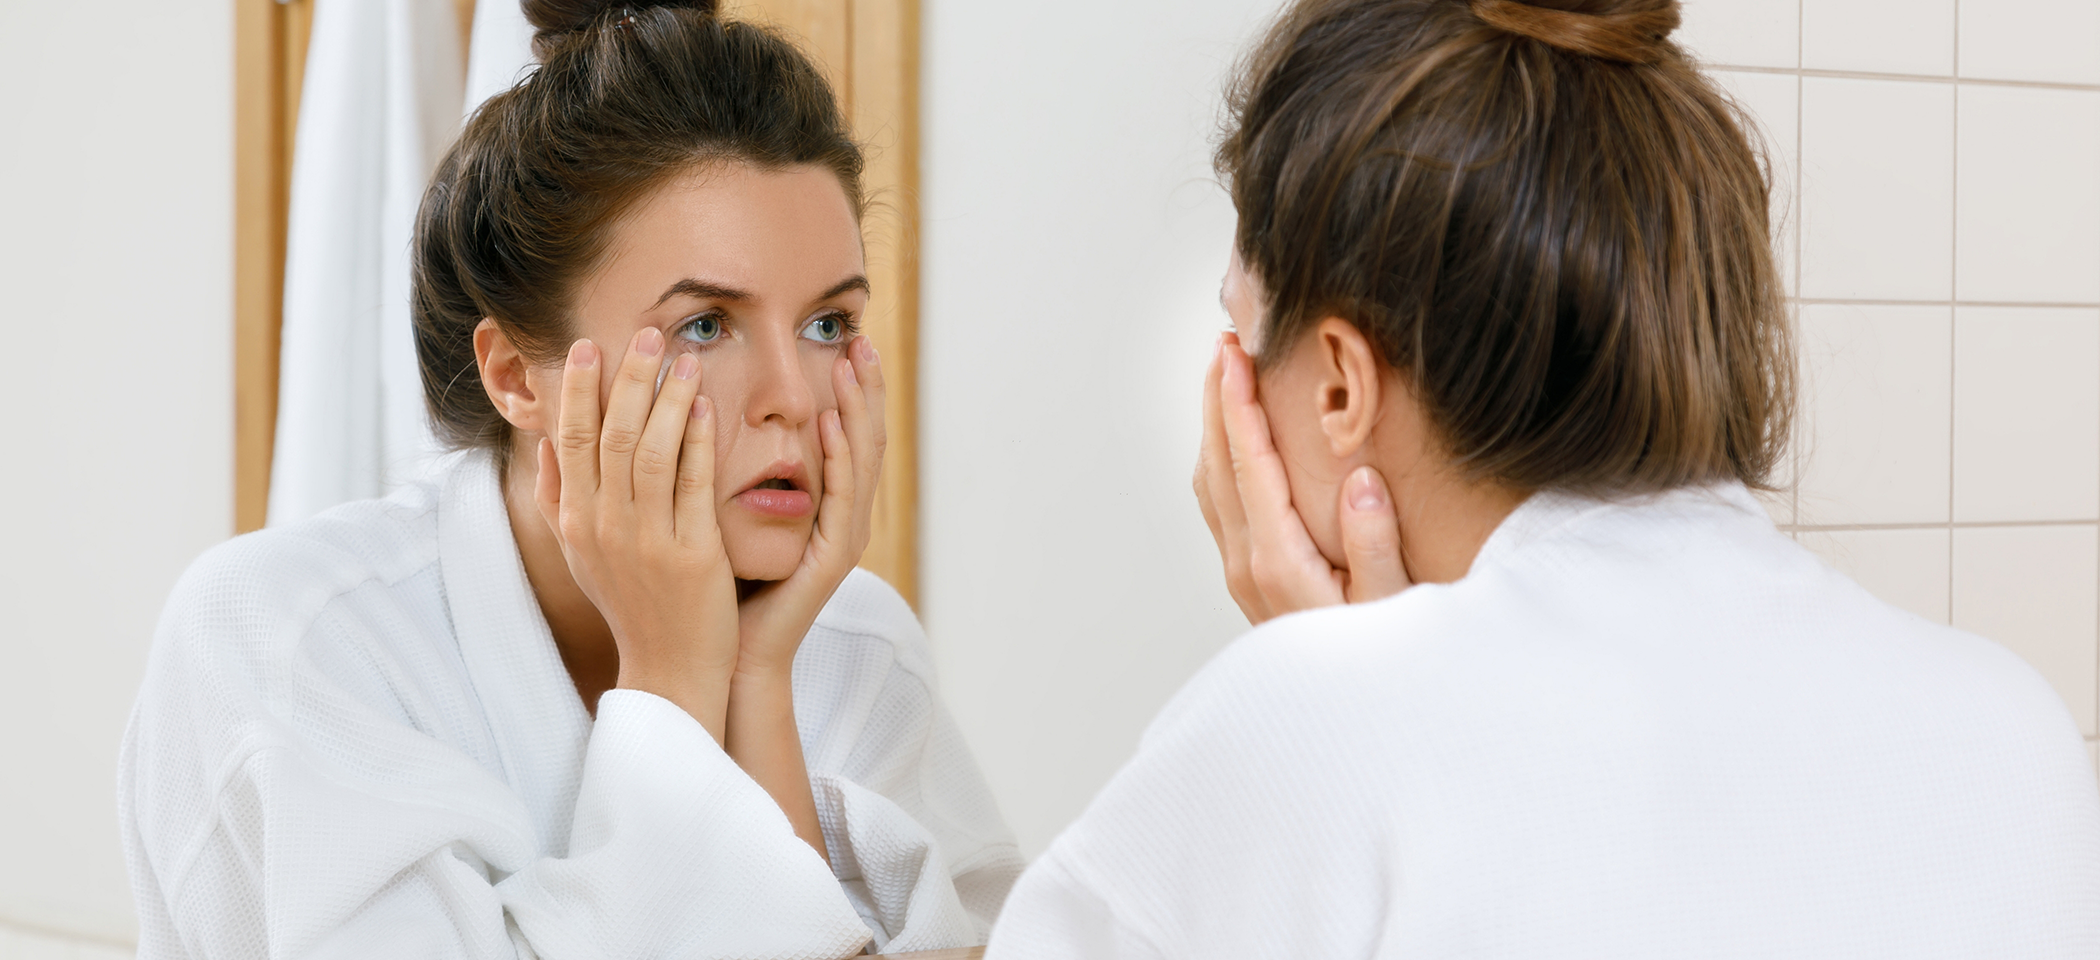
[588,163,864,306]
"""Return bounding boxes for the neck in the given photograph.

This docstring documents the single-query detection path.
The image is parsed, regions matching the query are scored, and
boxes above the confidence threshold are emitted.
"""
[1370,446,1529,587]
[502,440,621,707]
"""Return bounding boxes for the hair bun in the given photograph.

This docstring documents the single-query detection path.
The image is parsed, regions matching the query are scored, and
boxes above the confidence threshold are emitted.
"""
[1470,0,1681,65]
[523,0,720,59]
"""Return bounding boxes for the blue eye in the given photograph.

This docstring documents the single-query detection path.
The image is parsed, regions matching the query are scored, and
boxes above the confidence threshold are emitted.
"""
[677,313,724,343]
[802,313,849,344]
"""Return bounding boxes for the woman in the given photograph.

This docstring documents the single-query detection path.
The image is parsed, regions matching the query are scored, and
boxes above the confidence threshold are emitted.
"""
[988,0,2100,956]
[119,2,1019,956]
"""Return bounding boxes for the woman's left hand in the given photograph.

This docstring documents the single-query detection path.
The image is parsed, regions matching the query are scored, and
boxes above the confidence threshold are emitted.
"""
[733,335,888,678]
[1194,333,1412,625]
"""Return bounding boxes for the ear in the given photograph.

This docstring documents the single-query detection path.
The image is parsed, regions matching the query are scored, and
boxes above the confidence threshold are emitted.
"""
[1309,316,1383,460]
[474,318,548,434]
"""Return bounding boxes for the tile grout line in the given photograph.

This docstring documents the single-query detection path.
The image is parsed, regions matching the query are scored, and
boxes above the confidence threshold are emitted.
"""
[1792,0,1804,529]
[1793,298,2100,309]
[1785,519,2100,533]
[1948,0,1960,628]
[1710,62,2100,93]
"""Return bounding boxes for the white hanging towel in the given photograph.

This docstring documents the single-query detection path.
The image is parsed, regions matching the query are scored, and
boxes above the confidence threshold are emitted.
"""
[464,0,537,118]
[268,0,463,526]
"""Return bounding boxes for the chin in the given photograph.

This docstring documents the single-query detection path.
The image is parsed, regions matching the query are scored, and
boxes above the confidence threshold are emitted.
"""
[722,526,811,582]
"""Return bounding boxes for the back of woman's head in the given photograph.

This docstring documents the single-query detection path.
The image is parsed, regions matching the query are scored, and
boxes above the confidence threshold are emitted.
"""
[1218,0,1791,495]
[412,0,864,452]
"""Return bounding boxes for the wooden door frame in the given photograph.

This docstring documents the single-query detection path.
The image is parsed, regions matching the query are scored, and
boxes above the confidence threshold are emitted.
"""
[231,0,921,603]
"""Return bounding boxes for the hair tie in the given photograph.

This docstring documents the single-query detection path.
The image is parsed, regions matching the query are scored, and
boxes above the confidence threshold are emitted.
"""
[1469,0,1680,65]
[614,5,639,29]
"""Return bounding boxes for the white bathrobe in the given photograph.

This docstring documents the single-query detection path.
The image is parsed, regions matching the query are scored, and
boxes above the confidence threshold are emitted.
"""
[122,450,1022,959]
[988,484,2100,959]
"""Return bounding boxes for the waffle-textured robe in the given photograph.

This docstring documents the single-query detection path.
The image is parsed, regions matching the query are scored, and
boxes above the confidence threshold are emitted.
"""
[122,450,1021,959]
[989,484,2100,959]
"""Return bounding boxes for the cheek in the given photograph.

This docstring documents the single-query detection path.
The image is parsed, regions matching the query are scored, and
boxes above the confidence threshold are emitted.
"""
[692,353,748,474]
[803,350,840,411]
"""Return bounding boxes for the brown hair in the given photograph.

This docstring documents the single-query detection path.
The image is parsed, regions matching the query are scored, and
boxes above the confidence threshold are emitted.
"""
[1218,0,1792,495]
[412,0,865,453]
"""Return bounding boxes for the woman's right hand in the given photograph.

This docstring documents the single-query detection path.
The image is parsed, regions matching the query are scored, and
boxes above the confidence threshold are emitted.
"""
[1194,333,1412,625]
[534,327,742,742]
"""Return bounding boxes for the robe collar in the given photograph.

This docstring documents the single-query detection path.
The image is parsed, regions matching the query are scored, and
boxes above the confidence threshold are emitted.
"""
[436,448,593,857]
[1473,480,1769,576]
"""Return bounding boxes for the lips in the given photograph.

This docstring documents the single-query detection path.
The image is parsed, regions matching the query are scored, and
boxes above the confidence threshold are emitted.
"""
[732,460,814,519]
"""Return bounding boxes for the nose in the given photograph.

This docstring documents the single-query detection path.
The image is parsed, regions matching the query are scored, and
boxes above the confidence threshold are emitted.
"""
[743,330,817,428]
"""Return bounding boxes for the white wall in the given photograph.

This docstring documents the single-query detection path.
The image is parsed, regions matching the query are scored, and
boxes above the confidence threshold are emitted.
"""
[918,0,1287,857]
[0,0,233,952]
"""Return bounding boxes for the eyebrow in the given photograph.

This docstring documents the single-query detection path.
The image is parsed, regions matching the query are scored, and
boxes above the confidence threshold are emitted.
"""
[652,278,752,309]
[651,275,871,310]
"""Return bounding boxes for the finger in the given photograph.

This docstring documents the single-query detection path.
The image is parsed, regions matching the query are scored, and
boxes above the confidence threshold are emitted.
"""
[1199,336,1249,554]
[673,394,722,548]
[635,350,703,530]
[1219,340,1340,606]
[1197,338,1269,624]
[810,407,855,557]
[1338,465,1411,603]
[599,326,666,500]
[839,338,886,533]
[555,339,604,499]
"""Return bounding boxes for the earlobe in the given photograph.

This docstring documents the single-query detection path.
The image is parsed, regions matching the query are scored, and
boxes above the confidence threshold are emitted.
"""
[474,319,545,433]
[1315,317,1382,460]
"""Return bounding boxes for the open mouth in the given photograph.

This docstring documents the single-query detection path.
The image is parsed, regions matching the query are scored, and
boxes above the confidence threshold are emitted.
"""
[734,462,815,518]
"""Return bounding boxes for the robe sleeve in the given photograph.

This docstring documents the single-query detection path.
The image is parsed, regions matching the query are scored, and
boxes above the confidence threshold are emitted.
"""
[121,564,872,960]
[498,690,875,959]
[794,572,1026,952]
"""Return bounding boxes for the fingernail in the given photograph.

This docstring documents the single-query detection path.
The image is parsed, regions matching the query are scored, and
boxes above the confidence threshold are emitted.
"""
[691,395,710,420]
[841,355,860,386]
[635,326,663,358]
[570,339,598,369]
[671,353,698,380]
[1348,466,1387,511]
[859,337,879,365]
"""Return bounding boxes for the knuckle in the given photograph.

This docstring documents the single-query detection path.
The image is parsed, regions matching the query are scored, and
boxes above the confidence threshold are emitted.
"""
[1353,531,1400,556]
[633,444,673,477]
[599,425,639,453]
[1249,554,1286,592]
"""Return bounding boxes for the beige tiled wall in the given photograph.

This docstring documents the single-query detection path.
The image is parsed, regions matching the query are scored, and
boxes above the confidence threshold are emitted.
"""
[1682,0,2100,765]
